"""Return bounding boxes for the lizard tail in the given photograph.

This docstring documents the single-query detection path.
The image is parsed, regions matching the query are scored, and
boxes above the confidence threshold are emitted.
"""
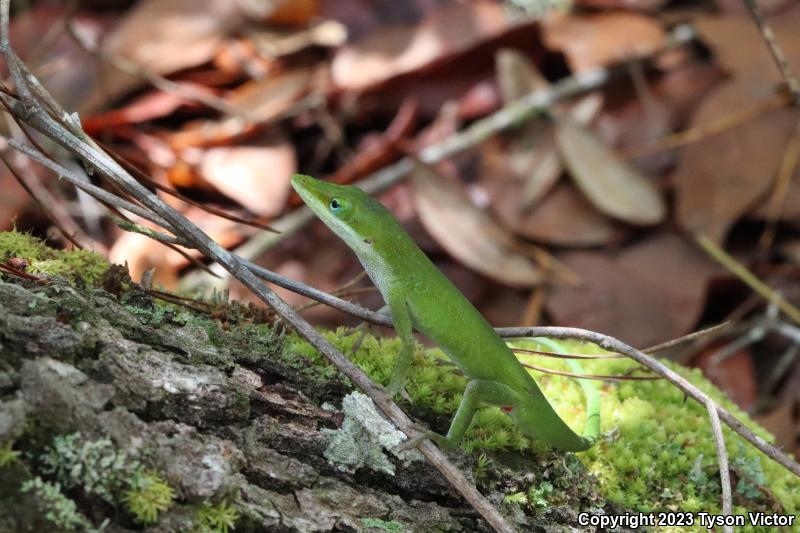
[531,338,602,447]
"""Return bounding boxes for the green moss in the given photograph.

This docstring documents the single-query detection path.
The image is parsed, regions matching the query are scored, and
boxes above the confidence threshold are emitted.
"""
[0,441,20,468]
[194,501,239,533]
[287,331,800,531]
[123,471,175,525]
[0,231,108,285]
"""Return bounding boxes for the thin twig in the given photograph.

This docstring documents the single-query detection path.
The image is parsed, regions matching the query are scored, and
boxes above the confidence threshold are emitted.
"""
[740,0,800,103]
[758,119,800,252]
[619,91,791,160]
[694,233,800,324]
[642,321,733,353]
[704,397,732,533]
[519,362,660,381]
[1,153,87,250]
[97,140,279,233]
[512,347,625,360]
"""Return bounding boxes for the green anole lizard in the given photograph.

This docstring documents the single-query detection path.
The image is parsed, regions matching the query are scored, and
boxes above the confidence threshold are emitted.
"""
[291,174,600,452]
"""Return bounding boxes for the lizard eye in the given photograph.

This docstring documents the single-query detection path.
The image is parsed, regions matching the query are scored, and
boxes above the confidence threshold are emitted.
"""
[329,197,349,215]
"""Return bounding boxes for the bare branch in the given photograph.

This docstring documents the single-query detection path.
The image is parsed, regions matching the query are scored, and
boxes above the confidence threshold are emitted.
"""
[704,397,733,533]
[741,0,800,103]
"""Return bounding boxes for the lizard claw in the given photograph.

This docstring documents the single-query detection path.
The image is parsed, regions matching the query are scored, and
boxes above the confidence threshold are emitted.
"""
[386,379,411,402]
[393,424,450,453]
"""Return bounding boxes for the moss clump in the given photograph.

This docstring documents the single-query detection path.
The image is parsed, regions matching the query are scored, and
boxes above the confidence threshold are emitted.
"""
[0,442,20,469]
[123,471,175,525]
[194,501,239,533]
[287,331,800,531]
[0,231,108,285]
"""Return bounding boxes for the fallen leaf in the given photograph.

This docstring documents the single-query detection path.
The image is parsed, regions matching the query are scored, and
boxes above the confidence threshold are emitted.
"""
[167,68,312,149]
[82,90,198,136]
[597,58,724,176]
[198,141,297,217]
[574,0,669,12]
[556,118,666,225]
[779,240,800,266]
[85,0,249,110]
[488,182,628,247]
[267,0,319,26]
[542,12,666,73]
[411,163,542,288]
[674,10,800,242]
[495,49,562,207]
[546,231,719,347]
[754,398,799,456]
[0,168,33,231]
[7,6,106,110]
[331,0,512,90]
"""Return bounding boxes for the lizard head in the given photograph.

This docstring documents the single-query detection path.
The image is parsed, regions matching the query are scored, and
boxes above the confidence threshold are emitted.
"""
[291,174,390,252]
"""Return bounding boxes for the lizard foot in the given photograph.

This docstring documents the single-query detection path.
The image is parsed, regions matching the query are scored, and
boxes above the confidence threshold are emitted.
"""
[385,380,412,402]
[394,425,452,453]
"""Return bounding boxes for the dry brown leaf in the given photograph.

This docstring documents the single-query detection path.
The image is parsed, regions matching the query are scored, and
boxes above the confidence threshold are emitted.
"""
[0,168,33,231]
[780,240,800,265]
[228,68,313,120]
[331,0,511,90]
[495,49,562,207]
[411,163,542,288]
[266,0,319,26]
[556,118,666,226]
[574,0,668,12]
[489,182,628,247]
[8,6,105,110]
[496,48,550,101]
[754,399,799,456]
[546,231,719,347]
[674,10,800,242]
[82,90,197,135]
[86,0,249,109]
[168,68,312,149]
[542,12,666,73]
[198,141,297,217]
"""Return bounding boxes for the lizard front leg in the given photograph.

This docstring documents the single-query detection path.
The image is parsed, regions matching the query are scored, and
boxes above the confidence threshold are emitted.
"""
[386,293,415,397]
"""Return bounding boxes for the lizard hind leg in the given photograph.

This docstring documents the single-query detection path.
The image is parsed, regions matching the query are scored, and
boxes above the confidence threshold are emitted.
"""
[396,380,521,451]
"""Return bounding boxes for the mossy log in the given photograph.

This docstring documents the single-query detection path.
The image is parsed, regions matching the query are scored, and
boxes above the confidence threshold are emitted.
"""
[0,233,613,532]
[2,232,797,532]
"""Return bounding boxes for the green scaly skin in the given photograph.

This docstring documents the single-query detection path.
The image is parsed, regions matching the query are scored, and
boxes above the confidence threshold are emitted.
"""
[291,174,600,452]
